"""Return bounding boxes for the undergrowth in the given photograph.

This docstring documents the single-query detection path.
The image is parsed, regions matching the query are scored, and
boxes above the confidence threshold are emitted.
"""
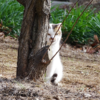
[0,0,100,44]
[50,5,100,44]
[0,0,24,37]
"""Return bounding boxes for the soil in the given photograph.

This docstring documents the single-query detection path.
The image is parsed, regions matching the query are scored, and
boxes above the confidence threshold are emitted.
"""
[0,36,100,100]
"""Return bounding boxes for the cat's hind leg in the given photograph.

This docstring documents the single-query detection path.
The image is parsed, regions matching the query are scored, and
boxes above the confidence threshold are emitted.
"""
[46,64,55,83]
[51,73,57,83]
[53,72,63,85]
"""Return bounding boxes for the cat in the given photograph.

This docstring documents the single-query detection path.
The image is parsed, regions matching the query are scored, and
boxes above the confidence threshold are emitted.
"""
[46,23,63,85]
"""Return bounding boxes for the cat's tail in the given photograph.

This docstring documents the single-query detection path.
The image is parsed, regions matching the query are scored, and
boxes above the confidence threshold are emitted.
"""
[51,73,57,85]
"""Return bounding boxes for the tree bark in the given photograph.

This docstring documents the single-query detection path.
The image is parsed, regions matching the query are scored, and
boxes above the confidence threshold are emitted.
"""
[17,0,26,6]
[17,0,51,80]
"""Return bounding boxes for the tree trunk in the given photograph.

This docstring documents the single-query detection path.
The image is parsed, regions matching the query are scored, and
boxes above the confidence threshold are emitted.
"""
[17,0,51,80]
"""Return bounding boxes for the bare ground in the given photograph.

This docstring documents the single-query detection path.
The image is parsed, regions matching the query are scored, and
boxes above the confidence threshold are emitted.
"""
[0,37,100,100]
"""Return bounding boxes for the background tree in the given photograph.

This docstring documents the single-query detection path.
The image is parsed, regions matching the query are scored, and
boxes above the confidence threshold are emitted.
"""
[17,0,51,80]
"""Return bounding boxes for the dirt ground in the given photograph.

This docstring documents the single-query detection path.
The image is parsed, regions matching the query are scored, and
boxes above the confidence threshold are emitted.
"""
[0,37,100,100]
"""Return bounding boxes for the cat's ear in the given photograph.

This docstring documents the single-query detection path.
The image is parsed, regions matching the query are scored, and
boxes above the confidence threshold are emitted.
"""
[52,24,58,30]
[58,23,62,27]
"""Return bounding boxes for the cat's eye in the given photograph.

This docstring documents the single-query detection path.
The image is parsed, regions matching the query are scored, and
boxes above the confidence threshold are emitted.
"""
[48,33,51,36]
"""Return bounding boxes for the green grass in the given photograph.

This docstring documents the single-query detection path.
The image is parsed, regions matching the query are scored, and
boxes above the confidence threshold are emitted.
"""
[0,1,100,44]
[88,12,100,37]
[0,0,24,37]
[50,5,100,44]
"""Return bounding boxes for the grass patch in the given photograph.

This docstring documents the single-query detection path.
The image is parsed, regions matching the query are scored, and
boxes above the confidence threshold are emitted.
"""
[0,0,24,37]
[0,1,100,44]
[51,5,100,44]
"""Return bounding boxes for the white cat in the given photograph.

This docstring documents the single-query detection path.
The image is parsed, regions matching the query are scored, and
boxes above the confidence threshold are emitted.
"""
[46,23,63,85]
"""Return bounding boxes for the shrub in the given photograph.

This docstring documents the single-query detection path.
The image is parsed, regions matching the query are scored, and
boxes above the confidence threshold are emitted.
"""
[50,5,98,44]
[0,0,24,37]
[88,12,100,38]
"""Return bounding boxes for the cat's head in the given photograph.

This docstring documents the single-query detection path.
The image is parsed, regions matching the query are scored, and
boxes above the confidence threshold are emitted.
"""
[47,23,62,45]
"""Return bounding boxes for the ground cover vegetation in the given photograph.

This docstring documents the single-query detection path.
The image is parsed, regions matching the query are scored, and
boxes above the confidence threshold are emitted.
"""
[0,0,100,44]
[0,0,24,37]
[51,5,100,44]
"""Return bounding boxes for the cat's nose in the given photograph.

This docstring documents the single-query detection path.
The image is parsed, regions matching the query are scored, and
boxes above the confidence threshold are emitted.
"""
[50,37,54,41]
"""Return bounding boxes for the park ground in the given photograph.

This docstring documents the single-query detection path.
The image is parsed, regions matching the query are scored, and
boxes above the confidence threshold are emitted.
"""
[0,37,100,100]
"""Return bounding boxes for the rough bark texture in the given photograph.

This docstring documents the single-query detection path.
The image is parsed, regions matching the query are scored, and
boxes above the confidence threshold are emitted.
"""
[27,46,50,80]
[17,0,51,79]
